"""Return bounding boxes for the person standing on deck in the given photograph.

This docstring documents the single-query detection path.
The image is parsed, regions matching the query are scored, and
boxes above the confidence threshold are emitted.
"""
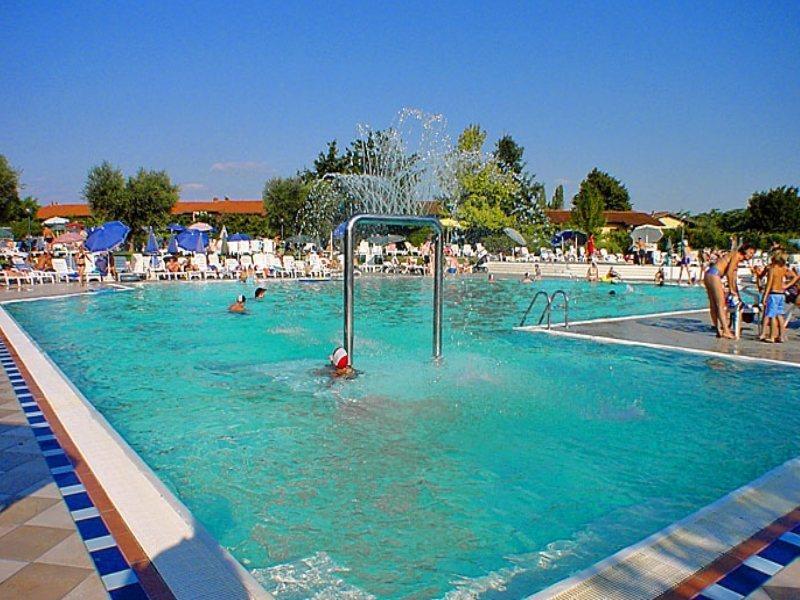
[703,243,755,339]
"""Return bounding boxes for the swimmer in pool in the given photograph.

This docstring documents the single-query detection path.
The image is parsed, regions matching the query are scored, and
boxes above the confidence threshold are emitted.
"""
[228,294,247,313]
[521,272,532,283]
[254,287,266,300]
[326,347,357,379]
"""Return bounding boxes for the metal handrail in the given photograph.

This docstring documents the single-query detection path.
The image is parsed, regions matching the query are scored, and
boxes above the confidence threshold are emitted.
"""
[519,289,570,329]
[343,214,444,366]
[518,290,551,327]
[547,290,570,329]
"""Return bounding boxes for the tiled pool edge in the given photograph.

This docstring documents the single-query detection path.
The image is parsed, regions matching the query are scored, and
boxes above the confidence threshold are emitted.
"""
[0,306,272,600]
[0,340,149,599]
[527,458,800,599]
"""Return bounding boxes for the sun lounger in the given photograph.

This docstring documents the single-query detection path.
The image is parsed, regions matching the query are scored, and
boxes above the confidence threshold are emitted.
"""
[51,258,77,283]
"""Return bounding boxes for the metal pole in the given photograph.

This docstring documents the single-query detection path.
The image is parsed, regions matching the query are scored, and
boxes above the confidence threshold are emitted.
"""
[344,220,355,365]
[342,213,443,366]
[433,230,443,358]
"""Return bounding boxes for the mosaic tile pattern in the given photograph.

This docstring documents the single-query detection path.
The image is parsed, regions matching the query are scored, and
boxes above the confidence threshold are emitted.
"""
[694,526,800,599]
[0,342,148,600]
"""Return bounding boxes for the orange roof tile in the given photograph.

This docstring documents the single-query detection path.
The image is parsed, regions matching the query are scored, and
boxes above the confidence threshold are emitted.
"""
[37,199,266,220]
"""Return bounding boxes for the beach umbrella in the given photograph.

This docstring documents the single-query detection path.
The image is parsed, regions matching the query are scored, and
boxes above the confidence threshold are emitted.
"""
[630,225,663,244]
[145,227,159,255]
[176,229,207,252]
[188,222,213,232]
[167,235,179,254]
[332,221,347,239]
[218,225,229,255]
[84,221,130,252]
[53,231,84,245]
[228,233,251,241]
[503,227,527,246]
[192,231,206,254]
[43,216,69,227]
[439,217,463,229]
[167,223,185,233]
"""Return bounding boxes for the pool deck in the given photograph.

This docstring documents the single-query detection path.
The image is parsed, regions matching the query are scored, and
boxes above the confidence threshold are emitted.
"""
[518,309,800,368]
[0,368,111,599]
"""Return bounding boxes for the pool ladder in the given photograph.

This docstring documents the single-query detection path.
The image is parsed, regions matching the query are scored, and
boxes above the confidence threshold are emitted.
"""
[518,290,570,329]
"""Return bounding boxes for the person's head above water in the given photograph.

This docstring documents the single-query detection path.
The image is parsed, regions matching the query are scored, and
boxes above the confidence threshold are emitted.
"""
[254,287,266,299]
[330,346,349,369]
[609,290,617,296]
[237,294,246,304]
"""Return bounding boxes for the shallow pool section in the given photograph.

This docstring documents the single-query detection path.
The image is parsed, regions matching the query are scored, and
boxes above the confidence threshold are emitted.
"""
[7,278,799,599]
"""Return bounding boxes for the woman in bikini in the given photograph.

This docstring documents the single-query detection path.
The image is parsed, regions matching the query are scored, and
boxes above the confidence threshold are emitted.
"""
[703,243,755,338]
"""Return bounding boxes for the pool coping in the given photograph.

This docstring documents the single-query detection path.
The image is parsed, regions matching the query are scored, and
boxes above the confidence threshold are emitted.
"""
[527,458,800,599]
[0,305,272,599]
[514,310,800,370]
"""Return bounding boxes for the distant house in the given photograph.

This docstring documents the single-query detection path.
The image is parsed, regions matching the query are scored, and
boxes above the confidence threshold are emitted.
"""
[651,211,691,230]
[37,198,266,221]
[545,210,662,233]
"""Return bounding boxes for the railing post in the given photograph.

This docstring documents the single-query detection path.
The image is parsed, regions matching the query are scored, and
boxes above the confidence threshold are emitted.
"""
[433,230,443,358]
[343,220,355,365]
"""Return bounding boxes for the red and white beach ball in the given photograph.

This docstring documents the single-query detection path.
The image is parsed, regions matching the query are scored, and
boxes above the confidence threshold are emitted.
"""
[330,347,349,369]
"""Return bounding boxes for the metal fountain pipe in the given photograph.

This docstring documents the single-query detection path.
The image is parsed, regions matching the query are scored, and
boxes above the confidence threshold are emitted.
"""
[343,213,444,366]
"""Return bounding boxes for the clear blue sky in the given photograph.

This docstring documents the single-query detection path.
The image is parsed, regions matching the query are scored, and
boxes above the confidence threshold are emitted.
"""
[2,1,798,212]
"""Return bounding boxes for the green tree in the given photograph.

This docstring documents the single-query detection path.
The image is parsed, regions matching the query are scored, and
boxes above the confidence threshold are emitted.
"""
[549,184,564,209]
[84,161,127,221]
[577,168,632,211]
[262,177,309,236]
[124,169,180,236]
[571,185,606,235]
[747,186,800,232]
[0,155,23,223]
[494,134,525,174]
[457,124,487,153]
[310,140,352,179]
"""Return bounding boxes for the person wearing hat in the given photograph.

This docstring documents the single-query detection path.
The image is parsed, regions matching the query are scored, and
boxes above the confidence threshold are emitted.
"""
[328,347,356,379]
[228,295,247,313]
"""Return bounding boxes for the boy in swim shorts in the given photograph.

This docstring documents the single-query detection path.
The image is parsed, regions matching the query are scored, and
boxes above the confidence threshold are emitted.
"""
[761,253,788,342]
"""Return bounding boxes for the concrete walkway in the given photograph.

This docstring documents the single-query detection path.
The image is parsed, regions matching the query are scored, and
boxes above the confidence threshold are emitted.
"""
[524,310,800,368]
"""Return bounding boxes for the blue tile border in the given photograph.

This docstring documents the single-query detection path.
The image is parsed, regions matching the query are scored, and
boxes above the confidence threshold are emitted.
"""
[0,341,149,600]
[693,523,800,598]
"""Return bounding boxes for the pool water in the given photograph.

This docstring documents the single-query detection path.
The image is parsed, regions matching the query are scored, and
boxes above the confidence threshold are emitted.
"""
[7,278,799,599]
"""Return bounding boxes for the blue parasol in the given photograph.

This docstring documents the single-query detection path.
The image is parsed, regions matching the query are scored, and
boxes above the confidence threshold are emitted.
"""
[167,235,179,254]
[192,231,205,253]
[84,221,130,252]
[332,221,347,239]
[167,223,185,233]
[176,229,207,252]
[145,227,159,255]
[228,233,251,241]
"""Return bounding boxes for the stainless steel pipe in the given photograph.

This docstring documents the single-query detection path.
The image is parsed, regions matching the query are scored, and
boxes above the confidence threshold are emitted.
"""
[343,214,444,366]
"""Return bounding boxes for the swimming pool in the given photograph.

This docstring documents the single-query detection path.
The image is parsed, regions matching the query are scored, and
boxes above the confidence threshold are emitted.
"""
[7,278,799,599]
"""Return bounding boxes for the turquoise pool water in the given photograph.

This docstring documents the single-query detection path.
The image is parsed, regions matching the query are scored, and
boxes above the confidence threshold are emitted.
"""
[6,278,800,599]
